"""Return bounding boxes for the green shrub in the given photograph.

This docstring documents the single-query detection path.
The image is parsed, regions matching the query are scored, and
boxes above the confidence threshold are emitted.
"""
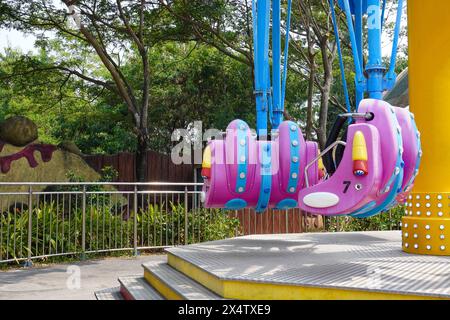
[0,201,240,264]
[324,206,404,232]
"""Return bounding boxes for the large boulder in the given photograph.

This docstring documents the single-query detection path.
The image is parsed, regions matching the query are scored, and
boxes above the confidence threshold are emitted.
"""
[0,116,38,147]
[58,140,83,156]
[0,142,125,208]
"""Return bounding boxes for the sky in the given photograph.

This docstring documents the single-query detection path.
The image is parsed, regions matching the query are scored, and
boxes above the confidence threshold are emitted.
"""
[0,29,38,54]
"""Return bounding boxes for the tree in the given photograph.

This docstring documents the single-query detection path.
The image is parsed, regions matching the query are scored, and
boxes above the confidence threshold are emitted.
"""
[0,0,167,181]
[288,0,346,149]
[161,1,253,61]
[0,0,408,173]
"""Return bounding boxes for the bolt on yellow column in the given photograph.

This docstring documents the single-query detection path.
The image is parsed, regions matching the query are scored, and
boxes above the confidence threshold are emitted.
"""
[403,0,450,255]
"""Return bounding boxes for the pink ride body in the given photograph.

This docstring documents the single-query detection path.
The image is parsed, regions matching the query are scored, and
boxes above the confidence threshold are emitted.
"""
[203,99,422,217]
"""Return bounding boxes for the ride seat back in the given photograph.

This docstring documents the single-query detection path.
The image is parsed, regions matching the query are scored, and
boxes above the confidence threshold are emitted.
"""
[298,124,383,216]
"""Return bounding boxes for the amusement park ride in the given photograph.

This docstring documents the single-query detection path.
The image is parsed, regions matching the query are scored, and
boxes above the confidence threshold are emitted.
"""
[97,0,450,301]
[200,0,440,254]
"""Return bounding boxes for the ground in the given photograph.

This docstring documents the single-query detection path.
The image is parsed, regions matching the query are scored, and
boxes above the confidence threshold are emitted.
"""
[0,254,165,300]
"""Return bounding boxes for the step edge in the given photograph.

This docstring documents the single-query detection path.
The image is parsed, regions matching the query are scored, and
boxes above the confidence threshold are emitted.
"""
[165,252,226,298]
[118,275,164,300]
[143,268,185,300]
[94,286,124,300]
[142,260,223,300]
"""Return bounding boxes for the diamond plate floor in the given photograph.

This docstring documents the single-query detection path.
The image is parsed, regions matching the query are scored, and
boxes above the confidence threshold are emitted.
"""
[166,231,450,299]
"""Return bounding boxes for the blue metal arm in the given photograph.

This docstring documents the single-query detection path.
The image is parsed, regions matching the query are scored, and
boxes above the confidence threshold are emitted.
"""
[272,0,282,129]
[253,0,271,137]
[253,0,292,134]
[380,0,386,32]
[385,0,404,88]
[342,0,366,102]
[329,0,352,114]
[335,0,403,106]
[365,0,384,100]
[354,0,364,106]
[281,0,292,111]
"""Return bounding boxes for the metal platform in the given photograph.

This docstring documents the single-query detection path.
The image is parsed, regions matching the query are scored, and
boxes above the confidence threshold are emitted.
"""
[166,231,450,300]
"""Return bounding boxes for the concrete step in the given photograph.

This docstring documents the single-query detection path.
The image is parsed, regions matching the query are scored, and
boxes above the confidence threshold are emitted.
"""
[94,287,124,300]
[118,275,165,300]
[142,260,223,300]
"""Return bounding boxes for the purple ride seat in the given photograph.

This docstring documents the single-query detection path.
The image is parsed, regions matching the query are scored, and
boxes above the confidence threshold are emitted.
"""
[349,101,423,217]
[298,124,383,216]
[269,121,306,209]
[298,99,403,216]
[203,120,321,210]
[203,120,261,209]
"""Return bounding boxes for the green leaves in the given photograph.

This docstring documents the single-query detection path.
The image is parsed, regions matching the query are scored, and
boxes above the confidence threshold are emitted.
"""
[326,206,405,232]
[0,200,240,264]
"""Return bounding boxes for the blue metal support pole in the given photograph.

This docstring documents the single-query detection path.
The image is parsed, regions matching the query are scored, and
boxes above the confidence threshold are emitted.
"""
[262,0,271,136]
[385,0,404,88]
[342,0,366,103]
[334,0,403,106]
[365,0,384,100]
[329,0,352,114]
[354,0,364,106]
[380,0,386,32]
[281,0,292,110]
[254,0,271,137]
[272,0,282,130]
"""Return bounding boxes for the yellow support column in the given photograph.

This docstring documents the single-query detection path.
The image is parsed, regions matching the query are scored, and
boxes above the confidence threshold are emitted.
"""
[402,0,450,255]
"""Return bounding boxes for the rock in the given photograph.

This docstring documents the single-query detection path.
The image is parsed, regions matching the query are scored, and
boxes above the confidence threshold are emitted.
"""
[0,116,38,147]
[58,140,83,156]
[0,142,104,208]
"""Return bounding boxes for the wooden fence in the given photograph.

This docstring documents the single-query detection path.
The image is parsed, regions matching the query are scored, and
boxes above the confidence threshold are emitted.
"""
[83,150,194,186]
[233,209,323,234]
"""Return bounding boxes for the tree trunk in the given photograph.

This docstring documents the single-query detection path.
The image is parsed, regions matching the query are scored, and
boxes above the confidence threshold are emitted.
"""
[306,61,315,141]
[318,82,331,150]
[136,131,149,182]
[317,40,335,150]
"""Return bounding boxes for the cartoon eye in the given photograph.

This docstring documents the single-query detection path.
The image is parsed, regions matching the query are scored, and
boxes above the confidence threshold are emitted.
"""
[354,170,366,176]
[355,184,363,191]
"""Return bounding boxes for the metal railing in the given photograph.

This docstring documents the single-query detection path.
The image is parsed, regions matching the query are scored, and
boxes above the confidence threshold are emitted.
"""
[0,182,240,265]
[0,182,399,266]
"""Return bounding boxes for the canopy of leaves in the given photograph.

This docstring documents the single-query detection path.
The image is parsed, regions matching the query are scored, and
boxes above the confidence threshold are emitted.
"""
[0,0,408,155]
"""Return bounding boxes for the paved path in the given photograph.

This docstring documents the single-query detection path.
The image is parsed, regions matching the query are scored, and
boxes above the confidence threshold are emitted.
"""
[0,254,166,300]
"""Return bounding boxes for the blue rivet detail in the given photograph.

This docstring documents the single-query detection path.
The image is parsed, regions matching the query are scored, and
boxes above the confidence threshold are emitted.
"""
[235,120,248,194]
[287,121,300,194]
